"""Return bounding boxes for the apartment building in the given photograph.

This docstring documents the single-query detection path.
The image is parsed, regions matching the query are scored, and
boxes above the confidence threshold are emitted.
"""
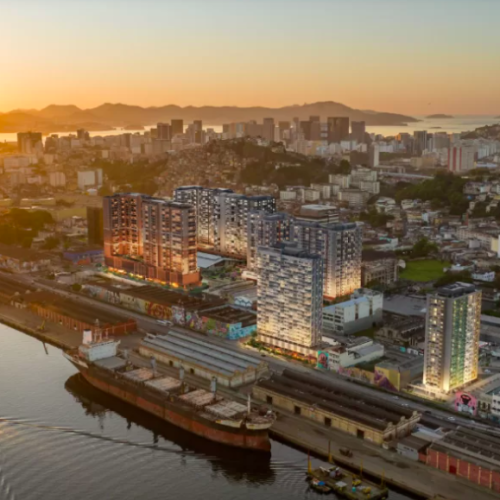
[423,283,481,394]
[103,193,200,287]
[257,245,323,355]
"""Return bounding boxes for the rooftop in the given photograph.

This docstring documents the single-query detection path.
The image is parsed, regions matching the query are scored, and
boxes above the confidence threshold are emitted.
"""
[0,243,51,262]
[435,282,477,299]
[256,369,417,432]
[141,330,266,378]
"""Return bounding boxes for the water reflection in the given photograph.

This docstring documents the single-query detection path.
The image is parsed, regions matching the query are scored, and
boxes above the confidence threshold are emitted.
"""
[64,373,276,485]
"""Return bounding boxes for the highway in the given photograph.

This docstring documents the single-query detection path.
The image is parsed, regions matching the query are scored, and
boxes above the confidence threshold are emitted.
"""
[8,271,500,438]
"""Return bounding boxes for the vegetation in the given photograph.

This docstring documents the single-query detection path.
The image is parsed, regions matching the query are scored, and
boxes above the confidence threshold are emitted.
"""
[395,172,468,215]
[399,260,449,282]
[359,206,394,228]
[41,236,60,250]
[433,270,473,288]
[71,283,82,292]
[411,237,438,258]
[0,209,53,247]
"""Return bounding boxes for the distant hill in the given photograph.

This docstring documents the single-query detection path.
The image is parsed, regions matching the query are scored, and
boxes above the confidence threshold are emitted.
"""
[426,114,453,119]
[0,101,418,133]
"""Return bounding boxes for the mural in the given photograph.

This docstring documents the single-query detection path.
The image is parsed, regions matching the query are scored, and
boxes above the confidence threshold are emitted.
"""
[145,301,172,320]
[455,392,478,416]
[374,368,398,392]
[84,285,121,305]
[338,366,375,384]
[317,351,330,370]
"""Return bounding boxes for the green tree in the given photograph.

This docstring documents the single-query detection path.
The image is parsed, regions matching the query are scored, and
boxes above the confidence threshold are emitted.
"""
[411,237,438,258]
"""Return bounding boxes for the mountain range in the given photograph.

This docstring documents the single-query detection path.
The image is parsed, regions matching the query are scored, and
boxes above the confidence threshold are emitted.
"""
[0,101,418,133]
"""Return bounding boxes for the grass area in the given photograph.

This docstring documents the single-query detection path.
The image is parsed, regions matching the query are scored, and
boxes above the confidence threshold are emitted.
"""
[399,259,450,282]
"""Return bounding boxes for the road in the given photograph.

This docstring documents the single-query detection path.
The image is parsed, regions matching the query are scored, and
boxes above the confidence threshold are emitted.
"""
[9,271,500,438]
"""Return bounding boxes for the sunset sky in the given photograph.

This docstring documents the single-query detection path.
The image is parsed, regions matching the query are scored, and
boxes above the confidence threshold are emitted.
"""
[1,0,499,115]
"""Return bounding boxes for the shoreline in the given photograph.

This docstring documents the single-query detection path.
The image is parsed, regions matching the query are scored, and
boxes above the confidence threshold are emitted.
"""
[1,311,498,500]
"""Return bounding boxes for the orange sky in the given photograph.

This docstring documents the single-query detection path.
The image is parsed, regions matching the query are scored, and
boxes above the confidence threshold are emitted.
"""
[1,0,499,115]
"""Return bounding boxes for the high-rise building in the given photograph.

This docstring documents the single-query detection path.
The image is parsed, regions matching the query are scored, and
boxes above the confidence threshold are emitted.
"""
[17,132,43,155]
[257,244,323,354]
[368,143,380,168]
[294,222,362,299]
[278,121,291,142]
[423,283,481,394]
[448,145,476,173]
[157,123,172,141]
[299,120,312,140]
[262,118,275,142]
[413,131,428,155]
[171,119,184,136]
[215,193,276,258]
[87,206,104,246]
[193,120,203,143]
[174,186,234,246]
[103,194,200,287]
[247,211,294,273]
[351,121,366,143]
[327,117,350,143]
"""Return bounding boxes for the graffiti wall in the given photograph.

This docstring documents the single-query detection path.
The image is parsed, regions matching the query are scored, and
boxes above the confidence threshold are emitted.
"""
[338,366,375,384]
[373,367,398,391]
[317,351,330,370]
[455,392,478,416]
[84,284,121,305]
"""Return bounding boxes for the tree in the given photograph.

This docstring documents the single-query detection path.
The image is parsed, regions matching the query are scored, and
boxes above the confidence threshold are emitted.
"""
[42,236,59,250]
[71,283,82,292]
[411,237,438,258]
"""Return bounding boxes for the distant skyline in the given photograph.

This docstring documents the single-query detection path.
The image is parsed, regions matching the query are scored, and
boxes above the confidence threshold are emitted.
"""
[1,0,500,115]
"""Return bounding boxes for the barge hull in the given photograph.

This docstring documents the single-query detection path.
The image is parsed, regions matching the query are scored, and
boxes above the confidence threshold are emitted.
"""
[74,364,271,452]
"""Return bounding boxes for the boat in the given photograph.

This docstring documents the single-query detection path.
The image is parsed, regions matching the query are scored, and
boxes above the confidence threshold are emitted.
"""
[310,477,332,494]
[307,465,388,500]
[63,331,275,452]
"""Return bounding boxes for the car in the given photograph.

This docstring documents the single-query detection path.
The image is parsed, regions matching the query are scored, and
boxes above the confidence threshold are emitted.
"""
[423,410,431,414]
[447,417,456,421]
[401,403,409,407]
[392,396,399,400]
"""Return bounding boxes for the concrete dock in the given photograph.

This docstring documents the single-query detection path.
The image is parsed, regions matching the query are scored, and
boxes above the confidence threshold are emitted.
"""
[1,303,498,500]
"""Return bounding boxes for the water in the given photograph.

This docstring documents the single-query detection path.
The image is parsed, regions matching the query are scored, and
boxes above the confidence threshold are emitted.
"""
[1,116,498,143]
[0,325,413,500]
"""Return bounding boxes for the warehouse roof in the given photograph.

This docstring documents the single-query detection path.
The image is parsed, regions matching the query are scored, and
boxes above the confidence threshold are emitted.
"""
[256,369,418,432]
[141,330,266,378]
[0,243,51,262]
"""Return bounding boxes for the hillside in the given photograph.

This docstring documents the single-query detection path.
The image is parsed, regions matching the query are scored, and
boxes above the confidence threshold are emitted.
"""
[0,101,418,132]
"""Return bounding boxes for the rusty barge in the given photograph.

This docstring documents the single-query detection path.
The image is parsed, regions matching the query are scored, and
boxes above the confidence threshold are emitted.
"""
[63,335,274,452]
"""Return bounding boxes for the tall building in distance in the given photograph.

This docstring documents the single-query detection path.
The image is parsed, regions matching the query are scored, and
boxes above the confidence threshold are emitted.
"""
[423,283,481,394]
[157,123,172,140]
[413,130,428,155]
[171,119,184,137]
[257,244,323,355]
[17,132,43,155]
[294,222,362,299]
[247,211,294,273]
[351,121,366,143]
[448,144,476,173]
[87,206,104,246]
[103,193,200,287]
[368,143,380,168]
[262,118,275,142]
[327,117,350,143]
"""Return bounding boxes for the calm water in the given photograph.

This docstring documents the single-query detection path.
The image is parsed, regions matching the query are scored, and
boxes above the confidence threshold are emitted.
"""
[0,325,412,500]
[0,116,498,143]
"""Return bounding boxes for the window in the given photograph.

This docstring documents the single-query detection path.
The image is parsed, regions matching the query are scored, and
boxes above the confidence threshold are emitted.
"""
[294,405,301,415]
[190,368,195,375]
[324,417,332,427]
[266,396,273,405]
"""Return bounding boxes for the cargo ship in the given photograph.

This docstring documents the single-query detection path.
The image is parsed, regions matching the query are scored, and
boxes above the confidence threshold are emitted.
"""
[63,334,275,452]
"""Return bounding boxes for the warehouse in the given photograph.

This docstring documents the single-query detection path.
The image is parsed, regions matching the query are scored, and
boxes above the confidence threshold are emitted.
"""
[425,427,500,493]
[22,291,136,336]
[0,244,51,273]
[139,330,268,387]
[253,369,421,445]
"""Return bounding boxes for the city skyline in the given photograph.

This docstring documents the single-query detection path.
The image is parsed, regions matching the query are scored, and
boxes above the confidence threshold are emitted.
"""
[1,0,500,115]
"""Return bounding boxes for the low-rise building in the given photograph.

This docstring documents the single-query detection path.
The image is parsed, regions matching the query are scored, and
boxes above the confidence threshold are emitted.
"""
[322,288,383,335]
[0,244,51,273]
[361,250,399,286]
[253,369,421,445]
[140,330,268,388]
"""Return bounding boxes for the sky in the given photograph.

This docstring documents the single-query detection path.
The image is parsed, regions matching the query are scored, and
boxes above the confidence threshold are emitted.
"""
[1,0,499,115]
